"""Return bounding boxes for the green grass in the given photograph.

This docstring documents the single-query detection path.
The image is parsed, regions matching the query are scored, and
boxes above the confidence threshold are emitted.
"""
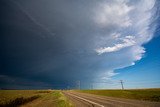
[0,90,73,107]
[52,91,73,107]
[76,88,160,102]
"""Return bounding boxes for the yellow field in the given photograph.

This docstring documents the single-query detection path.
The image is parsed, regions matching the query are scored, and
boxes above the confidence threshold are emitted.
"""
[0,90,73,107]
[77,88,160,102]
[1,89,160,107]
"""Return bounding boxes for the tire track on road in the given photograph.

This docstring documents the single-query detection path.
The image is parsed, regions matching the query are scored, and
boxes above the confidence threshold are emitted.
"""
[63,91,104,107]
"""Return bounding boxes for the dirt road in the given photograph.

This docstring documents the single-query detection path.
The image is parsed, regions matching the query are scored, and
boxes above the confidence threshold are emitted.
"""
[63,91,160,107]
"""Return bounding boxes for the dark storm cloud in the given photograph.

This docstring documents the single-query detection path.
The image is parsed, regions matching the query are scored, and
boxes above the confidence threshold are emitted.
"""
[0,0,102,89]
[0,0,158,89]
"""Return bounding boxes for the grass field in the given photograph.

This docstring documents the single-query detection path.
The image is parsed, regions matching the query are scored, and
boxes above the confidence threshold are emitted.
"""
[0,90,73,107]
[1,89,160,106]
[77,88,160,102]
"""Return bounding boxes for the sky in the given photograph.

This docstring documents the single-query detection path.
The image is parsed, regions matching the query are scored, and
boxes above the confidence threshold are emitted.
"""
[0,0,160,89]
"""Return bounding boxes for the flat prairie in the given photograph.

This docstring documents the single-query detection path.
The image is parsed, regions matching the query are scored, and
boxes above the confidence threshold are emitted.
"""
[76,88,160,102]
[0,90,73,107]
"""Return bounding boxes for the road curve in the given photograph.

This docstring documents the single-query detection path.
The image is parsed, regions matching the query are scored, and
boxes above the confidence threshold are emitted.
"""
[63,91,160,107]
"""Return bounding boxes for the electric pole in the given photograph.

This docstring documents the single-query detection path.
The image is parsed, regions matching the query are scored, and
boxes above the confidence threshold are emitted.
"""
[120,80,124,90]
[90,83,93,90]
[77,81,80,90]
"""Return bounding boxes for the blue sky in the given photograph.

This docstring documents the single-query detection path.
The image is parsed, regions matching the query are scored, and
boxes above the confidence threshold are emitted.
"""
[93,34,160,89]
[113,35,160,89]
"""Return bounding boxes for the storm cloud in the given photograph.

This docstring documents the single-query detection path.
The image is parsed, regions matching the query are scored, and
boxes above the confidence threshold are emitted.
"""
[0,0,159,89]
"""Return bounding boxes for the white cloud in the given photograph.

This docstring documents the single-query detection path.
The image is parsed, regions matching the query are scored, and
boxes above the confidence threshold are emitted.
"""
[100,70,119,80]
[94,0,133,28]
[94,0,155,58]
[93,0,156,84]
[131,46,145,61]
[96,36,136,54]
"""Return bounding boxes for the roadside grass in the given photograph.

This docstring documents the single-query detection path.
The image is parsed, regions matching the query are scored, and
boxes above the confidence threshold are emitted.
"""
[53,91,74,107]
[0,90,46,106]
[0,90,73,107]
[76,88,160,102]
[0,90,41,106]
[0,95,40,107]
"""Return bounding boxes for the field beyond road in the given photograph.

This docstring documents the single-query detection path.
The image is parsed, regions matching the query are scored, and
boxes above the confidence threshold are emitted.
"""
[76,88,160,102]
[0,90,73,107]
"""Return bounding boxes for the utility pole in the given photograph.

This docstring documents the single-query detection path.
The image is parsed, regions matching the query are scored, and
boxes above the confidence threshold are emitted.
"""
[77,81,80,90]
[120,80,124,90]
[67,86,70,90]
[90,83,93,90]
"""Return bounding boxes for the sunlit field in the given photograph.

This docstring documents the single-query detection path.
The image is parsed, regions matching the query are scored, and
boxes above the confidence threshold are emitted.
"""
[0,90,73,107]
[1,89,160,107]
[77,88,160,102]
